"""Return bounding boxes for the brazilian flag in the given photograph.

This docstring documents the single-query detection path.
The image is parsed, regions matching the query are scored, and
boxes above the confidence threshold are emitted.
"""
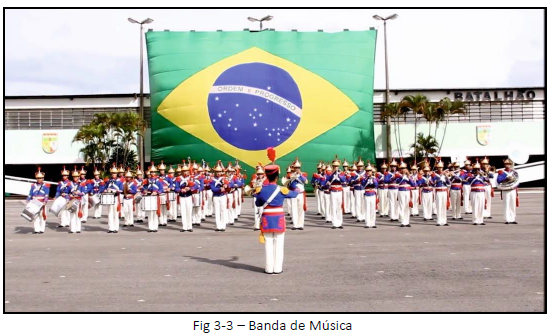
[146,30,377,183]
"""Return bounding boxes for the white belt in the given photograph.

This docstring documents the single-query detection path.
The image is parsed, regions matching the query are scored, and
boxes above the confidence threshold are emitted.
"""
[263,208,284,213]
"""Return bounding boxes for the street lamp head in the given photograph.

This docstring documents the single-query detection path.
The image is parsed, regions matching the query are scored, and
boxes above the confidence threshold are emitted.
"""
[248,17,259,22]
[372,15,384,20]
[387,14,398,20]
[141,18,154,24]
[128,18,140,24]
[261,15,273,22]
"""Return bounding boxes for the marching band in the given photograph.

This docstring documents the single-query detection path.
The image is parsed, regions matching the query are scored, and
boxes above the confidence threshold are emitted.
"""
[22,154,520,235]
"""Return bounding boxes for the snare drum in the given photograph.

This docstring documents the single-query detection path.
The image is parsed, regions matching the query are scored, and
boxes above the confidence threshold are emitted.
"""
[168,192,177,202]
[141,195,158,211]
[192,193,201,207]
[159,193,167,205]
[50,196,68,217]
[100,192,116,205]
[90,194,101,207]
[21,199,44,222]
[134,193,143,204]
[66,199,80,214]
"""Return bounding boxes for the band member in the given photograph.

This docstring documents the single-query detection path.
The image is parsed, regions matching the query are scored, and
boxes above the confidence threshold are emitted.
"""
[385,159,399,221]
[78,167,90,224]
[351,159,366,222]
[175,163,198,232]
[121,169,138,227]
[195,164,207,223]
[55,166,71,228]
[410,164,420,216]
[462,158,473,214]
[449,161,464,220]
[203,164,214,218]
[377,160,389,217]
[68,167,87,234]
[225,162,239,225]
[395,161,415,227]
[283,165,294,217]
[175,164,182,218]
[481,157,494,219]
[251,164,267,230]
[117,165,126,221]
[288,157,308,230]
[417,163,434,221]
[134,167,145,222]
[254,162,299,274]
[320,164,333,224]
[430,158,451,226]
[27,167,50,234]
[341,159,352,214]
[211,161,229,232]
[157,161,172,226]
[326,156,347,229]
[91,168,103,219]
[497,158,519,225]
[311,161,324,216]
[167,165,178,222]
[190,161,204,226]
[142,163,163,232]
[234,161,245,218]
[101,164,124,233]
[362,162,378,228]
[466,160,488,225]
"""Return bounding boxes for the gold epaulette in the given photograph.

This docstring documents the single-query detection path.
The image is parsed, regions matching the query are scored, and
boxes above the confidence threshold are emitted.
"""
[255,186,262,194]
[280,187,289,195]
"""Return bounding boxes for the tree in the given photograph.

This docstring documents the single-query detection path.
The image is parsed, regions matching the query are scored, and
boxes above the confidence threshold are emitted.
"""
[400,94,430,163]
[381,102,404,158]
[436,97,467,155]
[410,132,439,162]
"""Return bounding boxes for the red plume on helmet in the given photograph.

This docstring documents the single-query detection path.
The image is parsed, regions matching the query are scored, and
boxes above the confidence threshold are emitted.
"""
[267,147,276,164]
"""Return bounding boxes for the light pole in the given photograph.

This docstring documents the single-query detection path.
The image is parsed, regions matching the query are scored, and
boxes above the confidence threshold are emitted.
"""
[247,15,273,31]
[373,13,398,161]
[128,17,153,172]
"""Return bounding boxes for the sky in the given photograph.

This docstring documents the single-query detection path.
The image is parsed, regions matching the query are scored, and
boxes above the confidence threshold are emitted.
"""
[4,8,545,96]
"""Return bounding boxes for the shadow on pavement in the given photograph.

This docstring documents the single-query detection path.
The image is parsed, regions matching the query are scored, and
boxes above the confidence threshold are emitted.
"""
[183,255,264,273]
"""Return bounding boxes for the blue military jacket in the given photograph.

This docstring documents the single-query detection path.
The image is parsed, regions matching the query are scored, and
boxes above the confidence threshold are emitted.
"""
[254,183,299,233]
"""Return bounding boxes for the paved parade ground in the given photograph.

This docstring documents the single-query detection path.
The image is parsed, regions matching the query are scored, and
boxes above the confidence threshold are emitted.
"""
[4,191,545,312]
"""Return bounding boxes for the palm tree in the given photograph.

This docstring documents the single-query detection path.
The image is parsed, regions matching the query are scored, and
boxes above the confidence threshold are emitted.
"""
[436,97,467,155]
[381,102,404,158]
[410,132,439,162]
[400,94,430,163]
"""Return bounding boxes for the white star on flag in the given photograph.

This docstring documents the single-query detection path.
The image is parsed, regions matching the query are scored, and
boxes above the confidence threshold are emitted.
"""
[227,124,231,127]
[218,113,222,118]
[267,86,271,90]
[215,97,219,101]
[253,123,257,127]
[236,104,239,107]
[286,118,290,122]
[234,127,238,131]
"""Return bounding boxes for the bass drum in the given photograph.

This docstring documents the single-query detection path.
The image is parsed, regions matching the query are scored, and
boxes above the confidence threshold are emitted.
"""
[21,199,44,222]
[50,196,68,217]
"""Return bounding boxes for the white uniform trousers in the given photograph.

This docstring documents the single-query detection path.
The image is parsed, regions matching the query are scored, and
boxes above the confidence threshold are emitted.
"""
[315,187,321,214]
[69,205,82,233]
[213,195,227,230]
[264,232,285,274]
[471,191,485,224]
[192,193,202,225]
[253,197,261,229]
[350,189,357,217]
[483,185,492,217]
[378,188,389,216]
[450,189,462,219]
[148,210,159,231]
[343,186,352,213]
[363,195,377,227]
[421,191,434,220]
[435,190,448,225]
[119,194,126,220]
[236,188,243,216]
[388,189,399,220]
[503,189,517,223]
[123,199,134,226]
[410,189,419,216]
[59,199,70,226]
[318,189,326,217]
[285,197,292,216]
[200,193,207,220]
[81,194,89,222]
[433,192,438,215]
[169,197,178,220]
[32,209,46,233]
[180,196,193,230]
[354,189,365,221]
[330,191,343,227]
[397,190,411,226]
[291,193,305,229]
[135,201,145,221]
[324,192,332,222]
[462,184,472,213]
[227,192,236,224]
[107,203,120,231]
[205,190,213,216]
[93,203,103,218]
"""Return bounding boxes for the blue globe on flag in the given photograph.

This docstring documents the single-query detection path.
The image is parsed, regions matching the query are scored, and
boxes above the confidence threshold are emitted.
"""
[207,62,303,150]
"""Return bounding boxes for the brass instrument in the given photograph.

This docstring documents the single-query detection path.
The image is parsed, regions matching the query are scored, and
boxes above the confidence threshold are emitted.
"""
[245,176,265,196]
[496,169,519,191]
